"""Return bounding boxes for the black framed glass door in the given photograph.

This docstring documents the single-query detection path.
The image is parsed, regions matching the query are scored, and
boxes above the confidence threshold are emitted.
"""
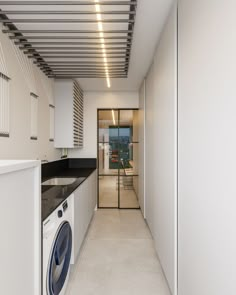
[97,109,139,209]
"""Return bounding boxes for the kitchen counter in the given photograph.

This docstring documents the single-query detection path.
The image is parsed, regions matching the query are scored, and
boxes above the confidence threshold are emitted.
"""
[42,159,96,221]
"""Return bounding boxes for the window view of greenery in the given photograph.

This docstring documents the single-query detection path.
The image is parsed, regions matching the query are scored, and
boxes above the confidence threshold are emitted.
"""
[109,126,133,169]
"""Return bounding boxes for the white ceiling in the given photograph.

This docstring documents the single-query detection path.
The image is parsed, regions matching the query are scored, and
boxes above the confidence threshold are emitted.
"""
[77,0,174,91]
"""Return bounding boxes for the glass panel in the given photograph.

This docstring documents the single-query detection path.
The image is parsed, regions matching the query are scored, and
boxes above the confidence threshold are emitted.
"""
[132,110,139,142]
[120,175,139,208]
[98,143,118,175]
[98,176,118,208]
[119,110,139,143]
[119,143,139,174]
[119,110,133,143]
[98,110,119,143]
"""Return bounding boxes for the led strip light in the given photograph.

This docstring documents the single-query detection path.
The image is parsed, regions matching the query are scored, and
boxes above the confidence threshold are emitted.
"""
[112,109,116,125]
[94,0,111,88]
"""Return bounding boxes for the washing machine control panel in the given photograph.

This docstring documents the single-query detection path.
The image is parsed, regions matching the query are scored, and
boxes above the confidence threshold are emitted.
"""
[58,210,63,218]
[62,200,68,212]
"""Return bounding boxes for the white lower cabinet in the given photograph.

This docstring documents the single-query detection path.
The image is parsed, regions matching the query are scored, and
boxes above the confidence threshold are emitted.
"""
[71,170,97,263]
[0,160,41,295]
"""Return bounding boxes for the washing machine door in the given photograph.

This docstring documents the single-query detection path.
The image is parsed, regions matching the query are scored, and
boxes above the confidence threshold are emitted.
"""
[47,221,72,295]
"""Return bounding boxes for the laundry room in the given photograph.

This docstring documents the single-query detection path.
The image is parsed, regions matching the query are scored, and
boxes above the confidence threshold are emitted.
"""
[0,1,236,295]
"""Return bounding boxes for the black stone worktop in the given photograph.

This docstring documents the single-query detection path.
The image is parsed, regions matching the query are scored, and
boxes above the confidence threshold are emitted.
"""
[42,158,96,221]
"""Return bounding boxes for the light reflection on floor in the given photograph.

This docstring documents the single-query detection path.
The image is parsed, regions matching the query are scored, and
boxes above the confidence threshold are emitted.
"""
[98,175,139,208]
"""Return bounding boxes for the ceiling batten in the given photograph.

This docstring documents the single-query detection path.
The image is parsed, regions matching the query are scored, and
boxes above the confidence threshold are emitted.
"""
[0,0,138,83]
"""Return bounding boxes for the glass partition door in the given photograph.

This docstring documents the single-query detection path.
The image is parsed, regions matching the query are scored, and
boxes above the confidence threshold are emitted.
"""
[98,109,139,209]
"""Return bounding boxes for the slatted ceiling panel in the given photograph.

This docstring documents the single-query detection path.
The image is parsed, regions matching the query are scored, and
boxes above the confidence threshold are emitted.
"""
[0,0,137,80]
[73,80,83,147]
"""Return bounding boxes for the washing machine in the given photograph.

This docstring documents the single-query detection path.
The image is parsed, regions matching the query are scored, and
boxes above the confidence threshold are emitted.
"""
[43,195,73,295]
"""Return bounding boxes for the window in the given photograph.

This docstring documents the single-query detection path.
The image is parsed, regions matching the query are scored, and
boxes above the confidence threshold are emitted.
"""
[30,92,38,140]
[0,73,10,137]
[49,104,55,142]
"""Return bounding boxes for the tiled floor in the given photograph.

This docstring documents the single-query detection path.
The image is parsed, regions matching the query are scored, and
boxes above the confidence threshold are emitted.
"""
[67,209,171,295]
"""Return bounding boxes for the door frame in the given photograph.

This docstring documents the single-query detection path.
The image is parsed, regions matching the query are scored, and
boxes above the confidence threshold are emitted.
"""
[97,108,140,209]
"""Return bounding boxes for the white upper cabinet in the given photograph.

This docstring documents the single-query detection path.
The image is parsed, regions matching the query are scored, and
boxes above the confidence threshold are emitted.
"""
[54,80,83,148]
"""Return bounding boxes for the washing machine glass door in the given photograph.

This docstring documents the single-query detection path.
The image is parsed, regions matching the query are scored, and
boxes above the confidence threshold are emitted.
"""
[47,221,72,295]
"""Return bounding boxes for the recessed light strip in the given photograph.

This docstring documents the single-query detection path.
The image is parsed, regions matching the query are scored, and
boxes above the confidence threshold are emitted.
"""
[95,0,111,88]
[112,109,116,125]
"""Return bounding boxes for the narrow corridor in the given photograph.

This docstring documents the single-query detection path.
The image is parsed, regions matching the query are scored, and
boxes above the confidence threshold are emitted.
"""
[67,209,171,295]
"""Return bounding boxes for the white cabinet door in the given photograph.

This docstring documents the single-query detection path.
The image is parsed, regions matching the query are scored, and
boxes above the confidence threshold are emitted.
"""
[72,183,85,263]
[89,170,97,214]
[71,170,97,264]
[0,161,41,295]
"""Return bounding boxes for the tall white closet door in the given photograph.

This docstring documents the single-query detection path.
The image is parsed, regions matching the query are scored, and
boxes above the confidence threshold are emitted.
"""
[178,0,236,294]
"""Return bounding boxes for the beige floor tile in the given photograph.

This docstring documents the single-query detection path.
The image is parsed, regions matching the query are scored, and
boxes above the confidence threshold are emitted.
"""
[119,221,152,239]
[76,239,119,273]
[88,209,152,240]
[67,209,171,295]
[108,271,171,295]
[87,210,121,239]
[68,271,111,295]
[87,221,121,239]
[115,239,163,273]
[119,209,145,223]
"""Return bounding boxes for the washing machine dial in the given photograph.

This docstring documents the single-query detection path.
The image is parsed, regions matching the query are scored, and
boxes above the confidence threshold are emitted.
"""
[58,210,63,218]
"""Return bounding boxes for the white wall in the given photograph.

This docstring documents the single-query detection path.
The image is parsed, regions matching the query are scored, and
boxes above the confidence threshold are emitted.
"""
[69,91,139,158]
[0,26,60,161]
[138,81,145,217]
[144,4,177,294]
[178,1,236,294]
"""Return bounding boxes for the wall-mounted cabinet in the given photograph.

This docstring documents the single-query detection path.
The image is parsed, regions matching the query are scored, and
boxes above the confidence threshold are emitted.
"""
[54,80,83,148]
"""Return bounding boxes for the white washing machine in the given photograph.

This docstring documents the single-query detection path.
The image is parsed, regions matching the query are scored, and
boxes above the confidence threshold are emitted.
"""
[43,195,73,295]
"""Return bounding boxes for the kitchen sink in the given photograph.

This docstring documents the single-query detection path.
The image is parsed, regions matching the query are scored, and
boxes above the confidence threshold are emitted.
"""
[42,177,78,186]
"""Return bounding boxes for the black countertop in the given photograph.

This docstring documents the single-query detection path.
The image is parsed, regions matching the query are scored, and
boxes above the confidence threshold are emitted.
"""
[41,159,96,221]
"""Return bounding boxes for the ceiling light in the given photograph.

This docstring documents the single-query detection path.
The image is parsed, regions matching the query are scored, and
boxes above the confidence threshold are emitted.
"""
[112,109,115,124]
[94,0,111,89]
[98,22,103,31]
[107,76,111,88]
[96,14,102,21]
[95,4,100,12]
